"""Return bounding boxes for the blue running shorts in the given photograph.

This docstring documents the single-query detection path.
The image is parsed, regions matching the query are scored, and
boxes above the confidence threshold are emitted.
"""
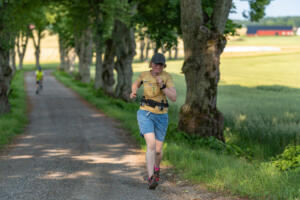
[137,109,168,142]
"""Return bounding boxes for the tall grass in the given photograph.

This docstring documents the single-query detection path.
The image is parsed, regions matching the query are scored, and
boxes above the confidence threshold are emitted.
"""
[219,85,300,159]
[0,71,28,149]
[165,143,300,200]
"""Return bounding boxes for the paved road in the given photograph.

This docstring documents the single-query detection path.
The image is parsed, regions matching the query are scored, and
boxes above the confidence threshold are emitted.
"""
[0,71,168,200]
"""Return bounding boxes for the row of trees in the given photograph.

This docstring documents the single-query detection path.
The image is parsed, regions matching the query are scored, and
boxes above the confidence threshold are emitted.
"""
[0,0,271,141]
[236,16,300,27]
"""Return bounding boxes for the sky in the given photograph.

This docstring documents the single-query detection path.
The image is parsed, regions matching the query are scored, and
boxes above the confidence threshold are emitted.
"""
[229,0,300,20]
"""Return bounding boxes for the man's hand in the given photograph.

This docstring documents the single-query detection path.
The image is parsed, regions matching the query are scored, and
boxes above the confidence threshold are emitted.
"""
[130,92,137,99]
[155,76,164,88]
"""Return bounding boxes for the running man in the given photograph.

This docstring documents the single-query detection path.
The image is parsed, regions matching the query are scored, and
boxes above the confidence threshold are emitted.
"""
[35,66,43,95]
[130,53,177,189]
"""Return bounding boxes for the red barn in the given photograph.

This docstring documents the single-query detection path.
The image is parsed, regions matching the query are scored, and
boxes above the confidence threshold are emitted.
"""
[247,26,294,36]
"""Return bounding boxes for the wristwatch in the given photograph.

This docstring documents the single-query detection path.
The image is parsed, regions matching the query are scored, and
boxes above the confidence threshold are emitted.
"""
[160,84,166,90]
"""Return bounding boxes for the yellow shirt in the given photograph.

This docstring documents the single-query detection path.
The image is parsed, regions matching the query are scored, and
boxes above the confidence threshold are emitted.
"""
[35,71,43,81]
[137,71,174,114]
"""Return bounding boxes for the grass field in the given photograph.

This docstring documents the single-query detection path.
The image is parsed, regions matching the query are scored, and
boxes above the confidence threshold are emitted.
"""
[130,53,300,159]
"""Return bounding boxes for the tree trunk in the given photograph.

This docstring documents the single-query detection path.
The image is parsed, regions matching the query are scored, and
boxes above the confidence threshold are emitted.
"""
[32,31,42,68]
[58,35,75,73]
[178,0,232,142]
[114,20,136,102]
[101,38,115,95]
[139,38,145,61]
[75,28,93,83]
[174,45,178,59]
[19,53,25,70]
[154,43,159,54]
[16,33,29,70]
[0,4,12,114]
[94,43,103,90]
[58,35,66,71]
[145,41,151,60]
[66,49,76,73]
[9,45,16,74]
[93,12,104,90]
[35,46,40,67]
[168,49,172,60]
[0,49,12,114]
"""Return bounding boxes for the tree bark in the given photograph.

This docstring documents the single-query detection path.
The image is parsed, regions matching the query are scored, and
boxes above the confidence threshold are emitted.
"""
[9,42,16,74]
[139,38,145,61]
[94,43,103,90]
[58,35,75,73]
[35,44,40,67]
[0,3,13,114]
[75,28,93,83]
[114,20,136,102]
[58,35,66,71]
[0,49,12,114]
[93,10,104,90]
[16,32,29,70]
[101,38,115,95]
[168,49,172,60]
[174,44,178,59]
[178,0,232,141]
[32,31,42,67]
[66,49,76,73]
[145,41,151,60]
[154,43,159,54]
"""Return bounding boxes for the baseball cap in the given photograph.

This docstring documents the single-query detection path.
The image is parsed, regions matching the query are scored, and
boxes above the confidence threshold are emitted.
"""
[151,53,166,65]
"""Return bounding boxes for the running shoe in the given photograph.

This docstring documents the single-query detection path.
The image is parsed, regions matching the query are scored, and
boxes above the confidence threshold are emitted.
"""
[148,175,158,190]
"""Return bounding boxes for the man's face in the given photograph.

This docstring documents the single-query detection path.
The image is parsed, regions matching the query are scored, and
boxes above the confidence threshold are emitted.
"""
[151,62,164,74]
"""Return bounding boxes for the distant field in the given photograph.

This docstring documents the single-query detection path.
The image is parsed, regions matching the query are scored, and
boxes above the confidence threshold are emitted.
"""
[223,36,300,57]
[22,34,300,63]
[132,52,300,89]
[228,36,300,46]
